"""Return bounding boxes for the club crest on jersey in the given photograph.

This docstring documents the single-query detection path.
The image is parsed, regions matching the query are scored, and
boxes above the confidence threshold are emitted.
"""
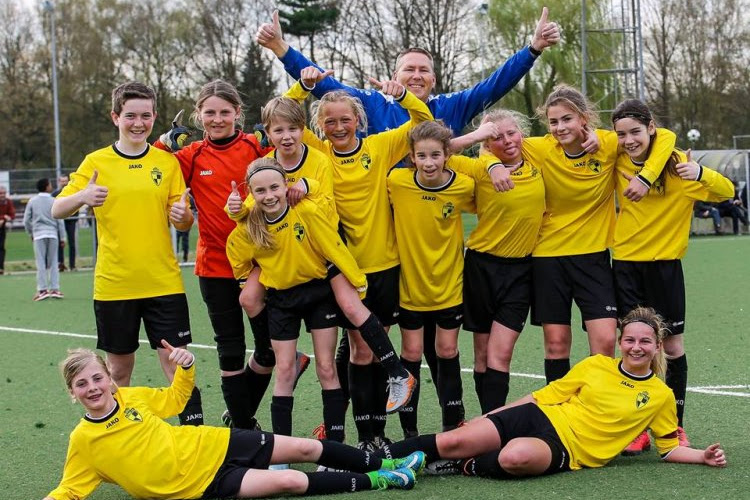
[635,391,650,409]
[151,167,163,186]
[293,222,305,241]
[442,201,455,219]
[587,159,602,173]
[530,165,540,177]
[361,154,372,170]
[124,407,143,423]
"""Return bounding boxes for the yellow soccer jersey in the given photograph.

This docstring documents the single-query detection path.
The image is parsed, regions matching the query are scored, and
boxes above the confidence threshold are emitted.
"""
[525,129,675,256]
[613,150,734,260]
[387,168,475,310]
[231,144,339,224]
[226,199,366,292]
[449,154,545,258]
[288,81,433,273]
[59,145,186,300]
[47,365,231,500]
[533,355,679,470]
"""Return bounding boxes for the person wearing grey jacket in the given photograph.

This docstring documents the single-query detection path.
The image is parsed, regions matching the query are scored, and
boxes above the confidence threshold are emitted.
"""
[23,178,65,300]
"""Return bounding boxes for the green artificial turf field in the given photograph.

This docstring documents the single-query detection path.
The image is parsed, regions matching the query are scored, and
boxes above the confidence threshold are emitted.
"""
[0,229,748,499]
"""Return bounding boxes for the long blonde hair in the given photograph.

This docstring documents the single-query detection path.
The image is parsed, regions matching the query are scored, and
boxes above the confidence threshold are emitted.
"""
[619,306,668,379]
[242,158,286,250]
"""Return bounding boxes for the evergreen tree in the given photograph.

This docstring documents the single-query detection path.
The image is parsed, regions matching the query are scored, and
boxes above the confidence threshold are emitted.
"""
[278,0,339,63]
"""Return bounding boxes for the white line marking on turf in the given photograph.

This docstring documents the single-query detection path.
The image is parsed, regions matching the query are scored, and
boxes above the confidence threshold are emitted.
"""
[2,325,746,396]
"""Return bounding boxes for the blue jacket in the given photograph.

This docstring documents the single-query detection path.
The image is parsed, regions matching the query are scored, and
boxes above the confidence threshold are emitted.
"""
[280,45,538,135]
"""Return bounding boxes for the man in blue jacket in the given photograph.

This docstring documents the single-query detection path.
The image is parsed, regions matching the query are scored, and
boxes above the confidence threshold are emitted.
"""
[256,7,560,135]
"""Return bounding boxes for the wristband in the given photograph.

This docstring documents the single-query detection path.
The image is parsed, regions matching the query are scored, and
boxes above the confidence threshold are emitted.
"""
[635,175,651,189]
[528,45,542,57]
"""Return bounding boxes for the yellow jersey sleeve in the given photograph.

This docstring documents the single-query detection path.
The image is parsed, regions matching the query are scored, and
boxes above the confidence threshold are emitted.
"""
[133,364,196,419]
[299,200,367,292]
[48,433,103,500]
[225,226,257,281]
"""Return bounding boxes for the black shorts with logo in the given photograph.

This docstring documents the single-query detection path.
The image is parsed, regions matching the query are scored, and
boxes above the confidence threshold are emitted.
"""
[202,429,275,499]
[486,403,571,475]
[265,271,341,341]
[612,259,685,335]
[531,250,617,326]
[463,249,532,333]
[94,293,191,354]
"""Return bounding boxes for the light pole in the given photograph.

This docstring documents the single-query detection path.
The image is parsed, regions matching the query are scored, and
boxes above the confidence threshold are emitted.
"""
[43,0,62,181]
[476,3,489,81]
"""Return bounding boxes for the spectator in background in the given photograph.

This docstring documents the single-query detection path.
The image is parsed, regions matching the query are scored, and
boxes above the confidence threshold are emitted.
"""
[23,178,65,300]
[52,175,79,271]
[716,181,748,235]
[693,201,722,235]
[175,192,196,263]
[0,185,15,275]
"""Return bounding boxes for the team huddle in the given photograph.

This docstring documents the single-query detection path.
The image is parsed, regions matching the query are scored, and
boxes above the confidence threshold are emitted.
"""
[44,7,728,500]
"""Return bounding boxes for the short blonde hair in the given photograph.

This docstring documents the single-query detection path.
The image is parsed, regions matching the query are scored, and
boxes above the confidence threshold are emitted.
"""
[60,348,110,391]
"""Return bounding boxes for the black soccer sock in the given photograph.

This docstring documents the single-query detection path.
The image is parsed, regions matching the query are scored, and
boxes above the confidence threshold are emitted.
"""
[244,363,273,418]
[473,370,486,412]
[270,395,294,436]
[335,332,351,400]
[437,354,465,430]
[377,434,440,462]
[178,386,204,426]
[482,368,510,411]
[397,358,422,437]
[371,362,389,438]
[304,471,373,494]
[349,363,375,442]
[666,354,688,427]
[469,450,515,478]
[322,388,347,443]
[544,358,570,383]
[318,440,382,472]
[248,307,275,368]
[423,319,441,399]
[356,314,406,378]
[220,372,254,428]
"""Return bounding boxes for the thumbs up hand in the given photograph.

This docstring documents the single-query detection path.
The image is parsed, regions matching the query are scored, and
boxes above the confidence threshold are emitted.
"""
[169,188,193,226]
[676,149,700,181]
[81,170,108,207]
[256,10,290,57]
[368,77,406,99]
[160,339,195,368]
[227,181,243,215]
[531,7,561,52]
[300,66,335,89]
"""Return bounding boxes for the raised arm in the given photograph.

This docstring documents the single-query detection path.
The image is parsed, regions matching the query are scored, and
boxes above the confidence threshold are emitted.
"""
[440,7,560,130]
[257,10,350,98]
